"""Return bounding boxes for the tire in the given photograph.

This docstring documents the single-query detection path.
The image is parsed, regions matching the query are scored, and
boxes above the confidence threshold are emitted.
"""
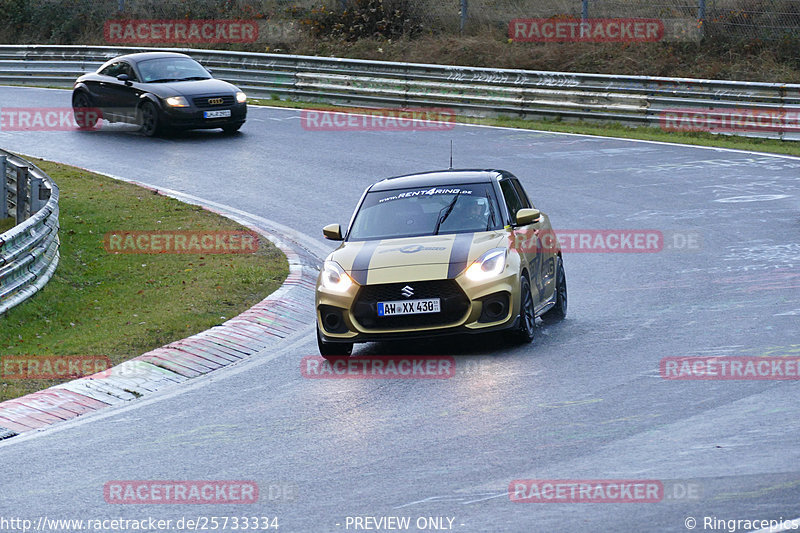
[72,92,98,130]
[138,101,161,137]
[221,123,242,134]
[515,275,535,343]
[542,257,567,323]
[317,327,353,359]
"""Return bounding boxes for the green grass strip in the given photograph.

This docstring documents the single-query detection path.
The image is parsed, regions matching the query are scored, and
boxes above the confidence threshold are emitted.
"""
[0,158,288,402]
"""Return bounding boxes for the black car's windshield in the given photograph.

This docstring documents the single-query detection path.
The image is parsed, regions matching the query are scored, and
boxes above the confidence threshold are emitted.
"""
[349,183,502,241]
[137,58,211,83]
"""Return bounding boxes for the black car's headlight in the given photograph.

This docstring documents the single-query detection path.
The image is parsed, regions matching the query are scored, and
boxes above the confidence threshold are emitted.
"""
[165,96,189,107]
[236,91,247,104]
[465,248,507,281]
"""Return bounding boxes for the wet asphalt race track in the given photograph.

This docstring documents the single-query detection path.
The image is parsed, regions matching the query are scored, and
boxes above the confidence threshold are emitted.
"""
[0,86,799,533]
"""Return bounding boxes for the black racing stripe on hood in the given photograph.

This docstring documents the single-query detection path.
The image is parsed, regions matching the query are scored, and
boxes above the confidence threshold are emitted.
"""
[447,233,474,279]
[350,240,382,285]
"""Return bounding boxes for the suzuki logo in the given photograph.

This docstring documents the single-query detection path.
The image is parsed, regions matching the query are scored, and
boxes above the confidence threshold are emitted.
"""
[401,285,414,298]
[208,98,224,105]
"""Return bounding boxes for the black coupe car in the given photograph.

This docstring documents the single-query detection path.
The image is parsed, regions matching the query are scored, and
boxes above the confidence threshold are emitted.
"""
[72,52,247,136]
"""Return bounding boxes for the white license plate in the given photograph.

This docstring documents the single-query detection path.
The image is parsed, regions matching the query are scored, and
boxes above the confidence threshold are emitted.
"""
[204,109,231,119]
[378,298,441,316]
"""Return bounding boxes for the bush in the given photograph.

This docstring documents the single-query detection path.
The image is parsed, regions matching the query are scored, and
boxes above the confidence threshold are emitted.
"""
[291,0,425,41]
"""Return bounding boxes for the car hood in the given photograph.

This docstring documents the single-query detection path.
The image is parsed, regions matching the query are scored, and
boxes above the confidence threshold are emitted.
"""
[328,231,508,285]
[141,78,238,98]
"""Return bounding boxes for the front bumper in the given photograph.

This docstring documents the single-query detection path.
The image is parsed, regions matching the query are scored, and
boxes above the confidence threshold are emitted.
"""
[317,318,521,344]
[316,269,522,344]
[160,103,247,129]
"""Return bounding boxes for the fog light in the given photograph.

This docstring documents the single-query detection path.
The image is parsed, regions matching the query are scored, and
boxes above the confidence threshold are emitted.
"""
[478,293,509,323]
[324,313,341,330]
[319,305,348,333]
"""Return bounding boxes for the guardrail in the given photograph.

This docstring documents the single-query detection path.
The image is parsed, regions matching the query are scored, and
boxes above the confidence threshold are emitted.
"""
[0,44,799,140]
[0,149,60,315]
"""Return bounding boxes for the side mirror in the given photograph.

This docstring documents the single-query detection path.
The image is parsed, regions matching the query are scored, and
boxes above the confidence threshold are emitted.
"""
[515,208,541,226]
[116,73,131,84]
[322,223,343,241]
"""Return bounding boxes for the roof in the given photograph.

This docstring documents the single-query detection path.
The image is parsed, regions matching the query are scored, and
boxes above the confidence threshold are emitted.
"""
[104,52,193,65]
[369,169,508,192]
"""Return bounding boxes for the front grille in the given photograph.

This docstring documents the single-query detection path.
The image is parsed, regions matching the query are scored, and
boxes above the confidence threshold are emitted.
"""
[192,95,235,108]
[353,280,470,330]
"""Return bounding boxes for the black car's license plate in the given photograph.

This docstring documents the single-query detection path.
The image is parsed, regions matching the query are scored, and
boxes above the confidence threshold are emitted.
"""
[204,110,231,119]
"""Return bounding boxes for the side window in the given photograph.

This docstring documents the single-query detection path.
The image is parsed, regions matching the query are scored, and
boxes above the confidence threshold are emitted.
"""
[99,62,124,78]
[500,179,523,223]
[121,62,138,81]
[511,179,533,209]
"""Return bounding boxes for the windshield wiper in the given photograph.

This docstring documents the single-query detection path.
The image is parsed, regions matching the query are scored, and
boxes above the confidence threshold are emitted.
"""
[179,76,211,81]
[146,78,180,83]
[433,191,461,235]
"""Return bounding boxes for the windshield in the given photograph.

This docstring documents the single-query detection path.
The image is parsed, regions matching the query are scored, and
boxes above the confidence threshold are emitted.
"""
[137,57,211,83]
[348,183,502,241]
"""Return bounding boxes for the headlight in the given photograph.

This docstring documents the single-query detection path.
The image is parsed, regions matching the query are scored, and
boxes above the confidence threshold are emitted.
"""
[320,261,353,292]
[236,91,247,104]
[165,96,189,107]
[465,248,507,281]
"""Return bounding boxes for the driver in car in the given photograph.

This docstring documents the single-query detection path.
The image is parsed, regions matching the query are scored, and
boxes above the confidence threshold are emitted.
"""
[447,198,489,231]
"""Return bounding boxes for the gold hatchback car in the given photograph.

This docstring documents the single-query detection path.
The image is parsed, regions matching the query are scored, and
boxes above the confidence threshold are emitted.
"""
[315,169,567,357]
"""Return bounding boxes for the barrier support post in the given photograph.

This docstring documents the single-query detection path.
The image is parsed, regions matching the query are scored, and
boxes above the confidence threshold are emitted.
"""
[0,155,8,220]
[30,176,48,214]
[16,166,29,223]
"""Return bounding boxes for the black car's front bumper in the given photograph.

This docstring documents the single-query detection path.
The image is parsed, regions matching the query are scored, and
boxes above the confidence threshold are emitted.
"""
[159,102,247,130]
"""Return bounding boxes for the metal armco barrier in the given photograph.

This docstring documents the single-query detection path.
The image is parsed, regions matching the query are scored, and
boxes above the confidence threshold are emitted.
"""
[0,44,798,139]
[0,149,60,315]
